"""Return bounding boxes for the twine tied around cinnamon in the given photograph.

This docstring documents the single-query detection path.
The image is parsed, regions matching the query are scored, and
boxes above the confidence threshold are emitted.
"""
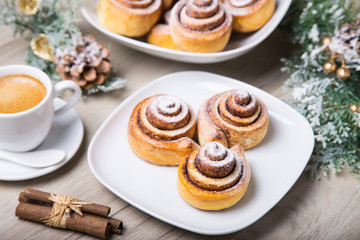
[42,194,91,228]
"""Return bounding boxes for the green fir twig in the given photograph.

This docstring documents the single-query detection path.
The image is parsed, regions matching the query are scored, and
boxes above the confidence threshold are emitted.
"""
[281,0,360,178]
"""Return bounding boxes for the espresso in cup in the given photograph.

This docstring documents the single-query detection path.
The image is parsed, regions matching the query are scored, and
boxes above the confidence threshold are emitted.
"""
[0,65,81,152]
[0,74,46,113]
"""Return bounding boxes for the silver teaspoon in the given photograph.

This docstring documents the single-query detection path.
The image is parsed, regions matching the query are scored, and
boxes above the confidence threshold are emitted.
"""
[0,149,66,168]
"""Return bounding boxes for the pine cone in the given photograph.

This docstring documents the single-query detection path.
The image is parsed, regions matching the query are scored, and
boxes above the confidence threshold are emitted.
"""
[328,20,360,64]
[337,23,358,45]
[55,34,112,90]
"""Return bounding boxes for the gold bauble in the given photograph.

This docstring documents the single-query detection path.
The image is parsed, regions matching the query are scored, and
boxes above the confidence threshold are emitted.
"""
[322,37,332,45]
[336,67,351,80]
[18,0,42,15]
[350,104,357,112]
[30,34,55,62]
[323,61,336,74]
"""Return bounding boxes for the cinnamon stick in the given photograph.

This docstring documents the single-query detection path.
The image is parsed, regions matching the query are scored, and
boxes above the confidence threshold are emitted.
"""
[23,188,110,217]
[16,202,111,239]
[108,218,123,234]
[19,189,122,235]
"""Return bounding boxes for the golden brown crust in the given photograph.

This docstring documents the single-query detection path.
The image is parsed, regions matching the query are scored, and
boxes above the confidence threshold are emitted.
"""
[197,89,269,149]
[177,143,251,210]
[224,0,276,33]
[169,0,232,53]
[161,0,176,11]
[97,0,162,37]
[127,94,199,166]
[147,24,179,50]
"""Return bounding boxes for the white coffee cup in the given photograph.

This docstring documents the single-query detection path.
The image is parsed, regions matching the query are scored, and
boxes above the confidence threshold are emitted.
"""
[0,65,81,152]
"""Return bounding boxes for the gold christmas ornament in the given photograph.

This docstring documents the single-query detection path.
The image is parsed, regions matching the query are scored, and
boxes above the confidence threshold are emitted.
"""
[321,49,351,80]
[350,104,357,112]
[18,0,42,15]
[336,66,351,80]
[30,34,55,62]
[322,37,332,46]
[323,61,336,73]
[319,21,360,80]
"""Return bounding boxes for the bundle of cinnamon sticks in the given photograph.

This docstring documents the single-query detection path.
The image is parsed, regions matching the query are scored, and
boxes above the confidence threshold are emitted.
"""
[15,188,122,239]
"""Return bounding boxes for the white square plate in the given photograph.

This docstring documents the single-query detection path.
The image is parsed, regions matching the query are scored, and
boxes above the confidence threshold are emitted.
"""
[88,71,314,235]
[81,0,292,63]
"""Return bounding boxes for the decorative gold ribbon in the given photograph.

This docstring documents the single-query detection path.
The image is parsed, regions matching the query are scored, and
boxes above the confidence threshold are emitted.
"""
[42,194,90,228]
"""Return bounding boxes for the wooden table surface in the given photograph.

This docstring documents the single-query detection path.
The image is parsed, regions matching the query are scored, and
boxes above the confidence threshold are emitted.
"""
[1,17,360,240]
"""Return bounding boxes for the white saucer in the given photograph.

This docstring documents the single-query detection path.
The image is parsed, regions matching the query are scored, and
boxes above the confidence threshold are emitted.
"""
[0,98,84,181]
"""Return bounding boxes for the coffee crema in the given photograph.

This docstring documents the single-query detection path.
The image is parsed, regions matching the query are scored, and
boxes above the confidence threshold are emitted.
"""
[0,74,46,114]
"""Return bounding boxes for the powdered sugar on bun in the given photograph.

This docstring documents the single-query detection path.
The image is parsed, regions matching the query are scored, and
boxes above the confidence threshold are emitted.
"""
[187,142,243,191]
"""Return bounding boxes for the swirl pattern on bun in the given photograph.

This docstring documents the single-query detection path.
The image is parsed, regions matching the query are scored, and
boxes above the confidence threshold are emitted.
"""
[128,94,199,166]
[197,89,269,149]
[177,142,251,210]
[169,0,232,53]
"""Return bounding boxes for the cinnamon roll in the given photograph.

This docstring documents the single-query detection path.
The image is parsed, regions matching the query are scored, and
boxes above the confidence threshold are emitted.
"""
[148,11,179,50]
[177,142,251,210]
[97,0,161,37]
[147,24,179,50]
[128,94,199,166]
[223,0,276,33]
[169,0,232,53]
[198,89,269,149]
